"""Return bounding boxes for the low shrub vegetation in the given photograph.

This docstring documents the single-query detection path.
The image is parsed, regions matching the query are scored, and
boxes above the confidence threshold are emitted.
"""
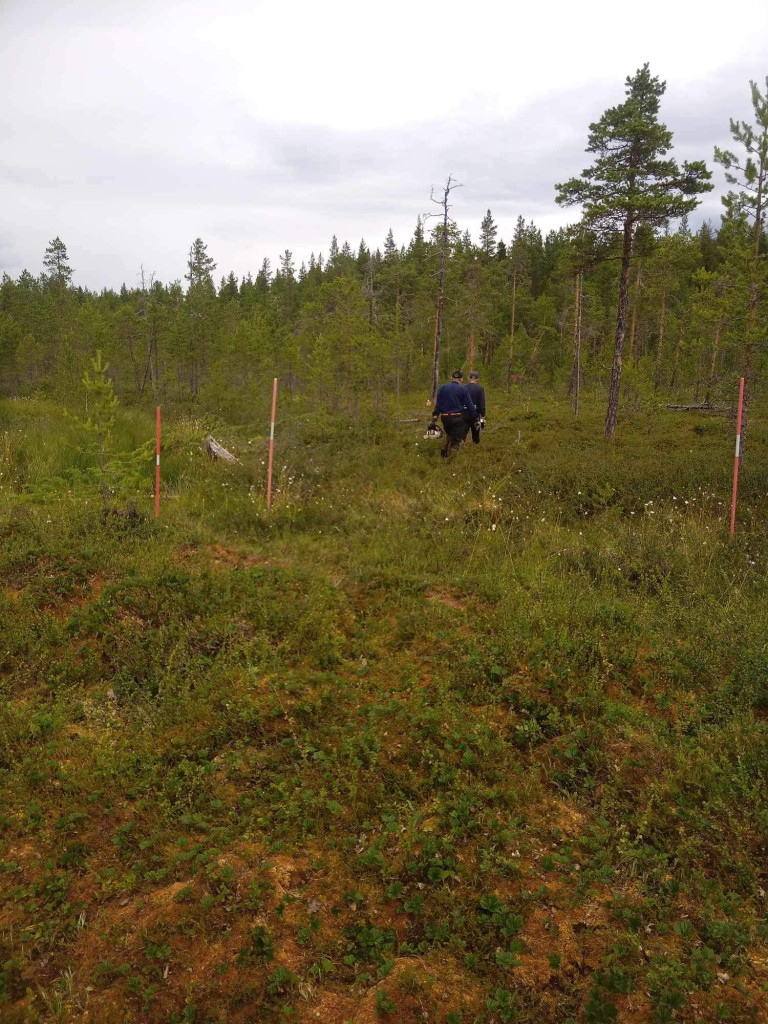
[1,390,768,1022]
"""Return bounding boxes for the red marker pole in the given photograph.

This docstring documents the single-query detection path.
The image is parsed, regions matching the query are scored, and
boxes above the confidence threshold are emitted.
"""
[729,377,745,537]
[155,406,161,520]
[266,378,278,509]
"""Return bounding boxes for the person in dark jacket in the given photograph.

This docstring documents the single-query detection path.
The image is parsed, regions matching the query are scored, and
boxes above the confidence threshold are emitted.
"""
[463,370,486,445]
[430,370,478,458]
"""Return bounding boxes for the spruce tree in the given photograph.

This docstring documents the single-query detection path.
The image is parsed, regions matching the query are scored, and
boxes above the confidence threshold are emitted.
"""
[255,259,272,295]
[479,209,498,259]
[506,218,530,389]
[184,239,217,394]
[383,228,397,260]
[279,250,295,281]
[556,64,712,438]
[185,238,216,291]
[698,221,721,271]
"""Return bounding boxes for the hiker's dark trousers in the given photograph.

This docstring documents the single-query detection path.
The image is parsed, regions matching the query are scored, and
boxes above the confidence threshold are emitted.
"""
[461,414,481,445]
[440,414,465,452]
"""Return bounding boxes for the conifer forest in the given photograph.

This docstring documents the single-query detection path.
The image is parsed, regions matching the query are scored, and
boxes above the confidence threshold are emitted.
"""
[1,69,766,436]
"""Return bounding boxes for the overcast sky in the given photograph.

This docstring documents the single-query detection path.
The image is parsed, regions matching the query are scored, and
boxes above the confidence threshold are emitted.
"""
[1,0,766,290]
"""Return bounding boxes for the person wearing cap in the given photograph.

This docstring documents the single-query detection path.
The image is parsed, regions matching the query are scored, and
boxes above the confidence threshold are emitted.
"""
[463,370,486,445]
[429,370,478,458]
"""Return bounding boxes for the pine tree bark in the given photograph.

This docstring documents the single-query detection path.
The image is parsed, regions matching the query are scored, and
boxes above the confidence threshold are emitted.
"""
[670,318,685,389]
[628,261,642,363]
[604,218,634,439]
[653,291,667,392]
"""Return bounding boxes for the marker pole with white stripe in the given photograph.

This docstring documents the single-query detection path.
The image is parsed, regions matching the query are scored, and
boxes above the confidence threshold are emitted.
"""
[266,378,278,509]
[155,406,161,519]
[729,377,745,537]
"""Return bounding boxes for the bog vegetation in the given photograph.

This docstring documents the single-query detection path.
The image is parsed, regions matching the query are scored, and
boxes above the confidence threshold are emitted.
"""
[1,67,768,1023]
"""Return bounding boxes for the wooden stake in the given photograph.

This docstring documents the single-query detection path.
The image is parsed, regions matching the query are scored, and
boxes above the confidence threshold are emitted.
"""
[569,271,582,415]
[155,406,160,519]
[266,378,278,509]
[730,377,745,537]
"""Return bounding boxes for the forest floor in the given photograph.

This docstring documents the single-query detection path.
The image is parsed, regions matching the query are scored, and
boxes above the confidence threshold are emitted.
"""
[2,391,768,1023]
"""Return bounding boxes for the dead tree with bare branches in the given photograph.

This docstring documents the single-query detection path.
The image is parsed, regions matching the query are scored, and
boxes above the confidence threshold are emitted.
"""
[426,176,461,405]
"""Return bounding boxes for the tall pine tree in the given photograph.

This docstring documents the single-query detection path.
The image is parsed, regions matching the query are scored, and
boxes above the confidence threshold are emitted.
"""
[556,64,712,438]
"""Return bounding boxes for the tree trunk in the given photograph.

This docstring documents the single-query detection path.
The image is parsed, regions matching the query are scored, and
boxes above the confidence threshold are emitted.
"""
[604,218,634,439]
[653,291,666,392]
[430,178,454,405]
[670,318,685,389]
[704,320,721,406]
[528,329,546,374]
[628,261,642,363]
[741,149,765,463]
[506,268,517,392]
[404,321,413,392]
[740,289,757,462]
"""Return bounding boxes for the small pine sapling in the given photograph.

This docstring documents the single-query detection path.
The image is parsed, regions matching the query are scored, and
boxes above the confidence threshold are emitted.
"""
[81,350,118,513]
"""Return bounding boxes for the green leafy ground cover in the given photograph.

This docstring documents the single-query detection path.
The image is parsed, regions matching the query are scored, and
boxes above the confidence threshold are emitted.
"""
[2,393,768,1023]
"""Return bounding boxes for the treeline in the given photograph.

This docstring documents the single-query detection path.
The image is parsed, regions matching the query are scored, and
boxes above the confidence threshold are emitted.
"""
[0,217,763,414]
[0,71,765,425]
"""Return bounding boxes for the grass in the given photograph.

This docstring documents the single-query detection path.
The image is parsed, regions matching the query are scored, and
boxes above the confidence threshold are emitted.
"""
[1,389,768,1022]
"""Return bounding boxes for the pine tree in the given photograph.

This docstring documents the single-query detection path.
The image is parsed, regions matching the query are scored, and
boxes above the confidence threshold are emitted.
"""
[556,64,712,438]
[713,76,768,456]
[43,237,73,293]
[715,77,768,255]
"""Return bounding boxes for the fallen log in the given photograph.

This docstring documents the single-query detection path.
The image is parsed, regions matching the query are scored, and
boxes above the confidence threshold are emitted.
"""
[665,404,729,412]
[205,435,239,462]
